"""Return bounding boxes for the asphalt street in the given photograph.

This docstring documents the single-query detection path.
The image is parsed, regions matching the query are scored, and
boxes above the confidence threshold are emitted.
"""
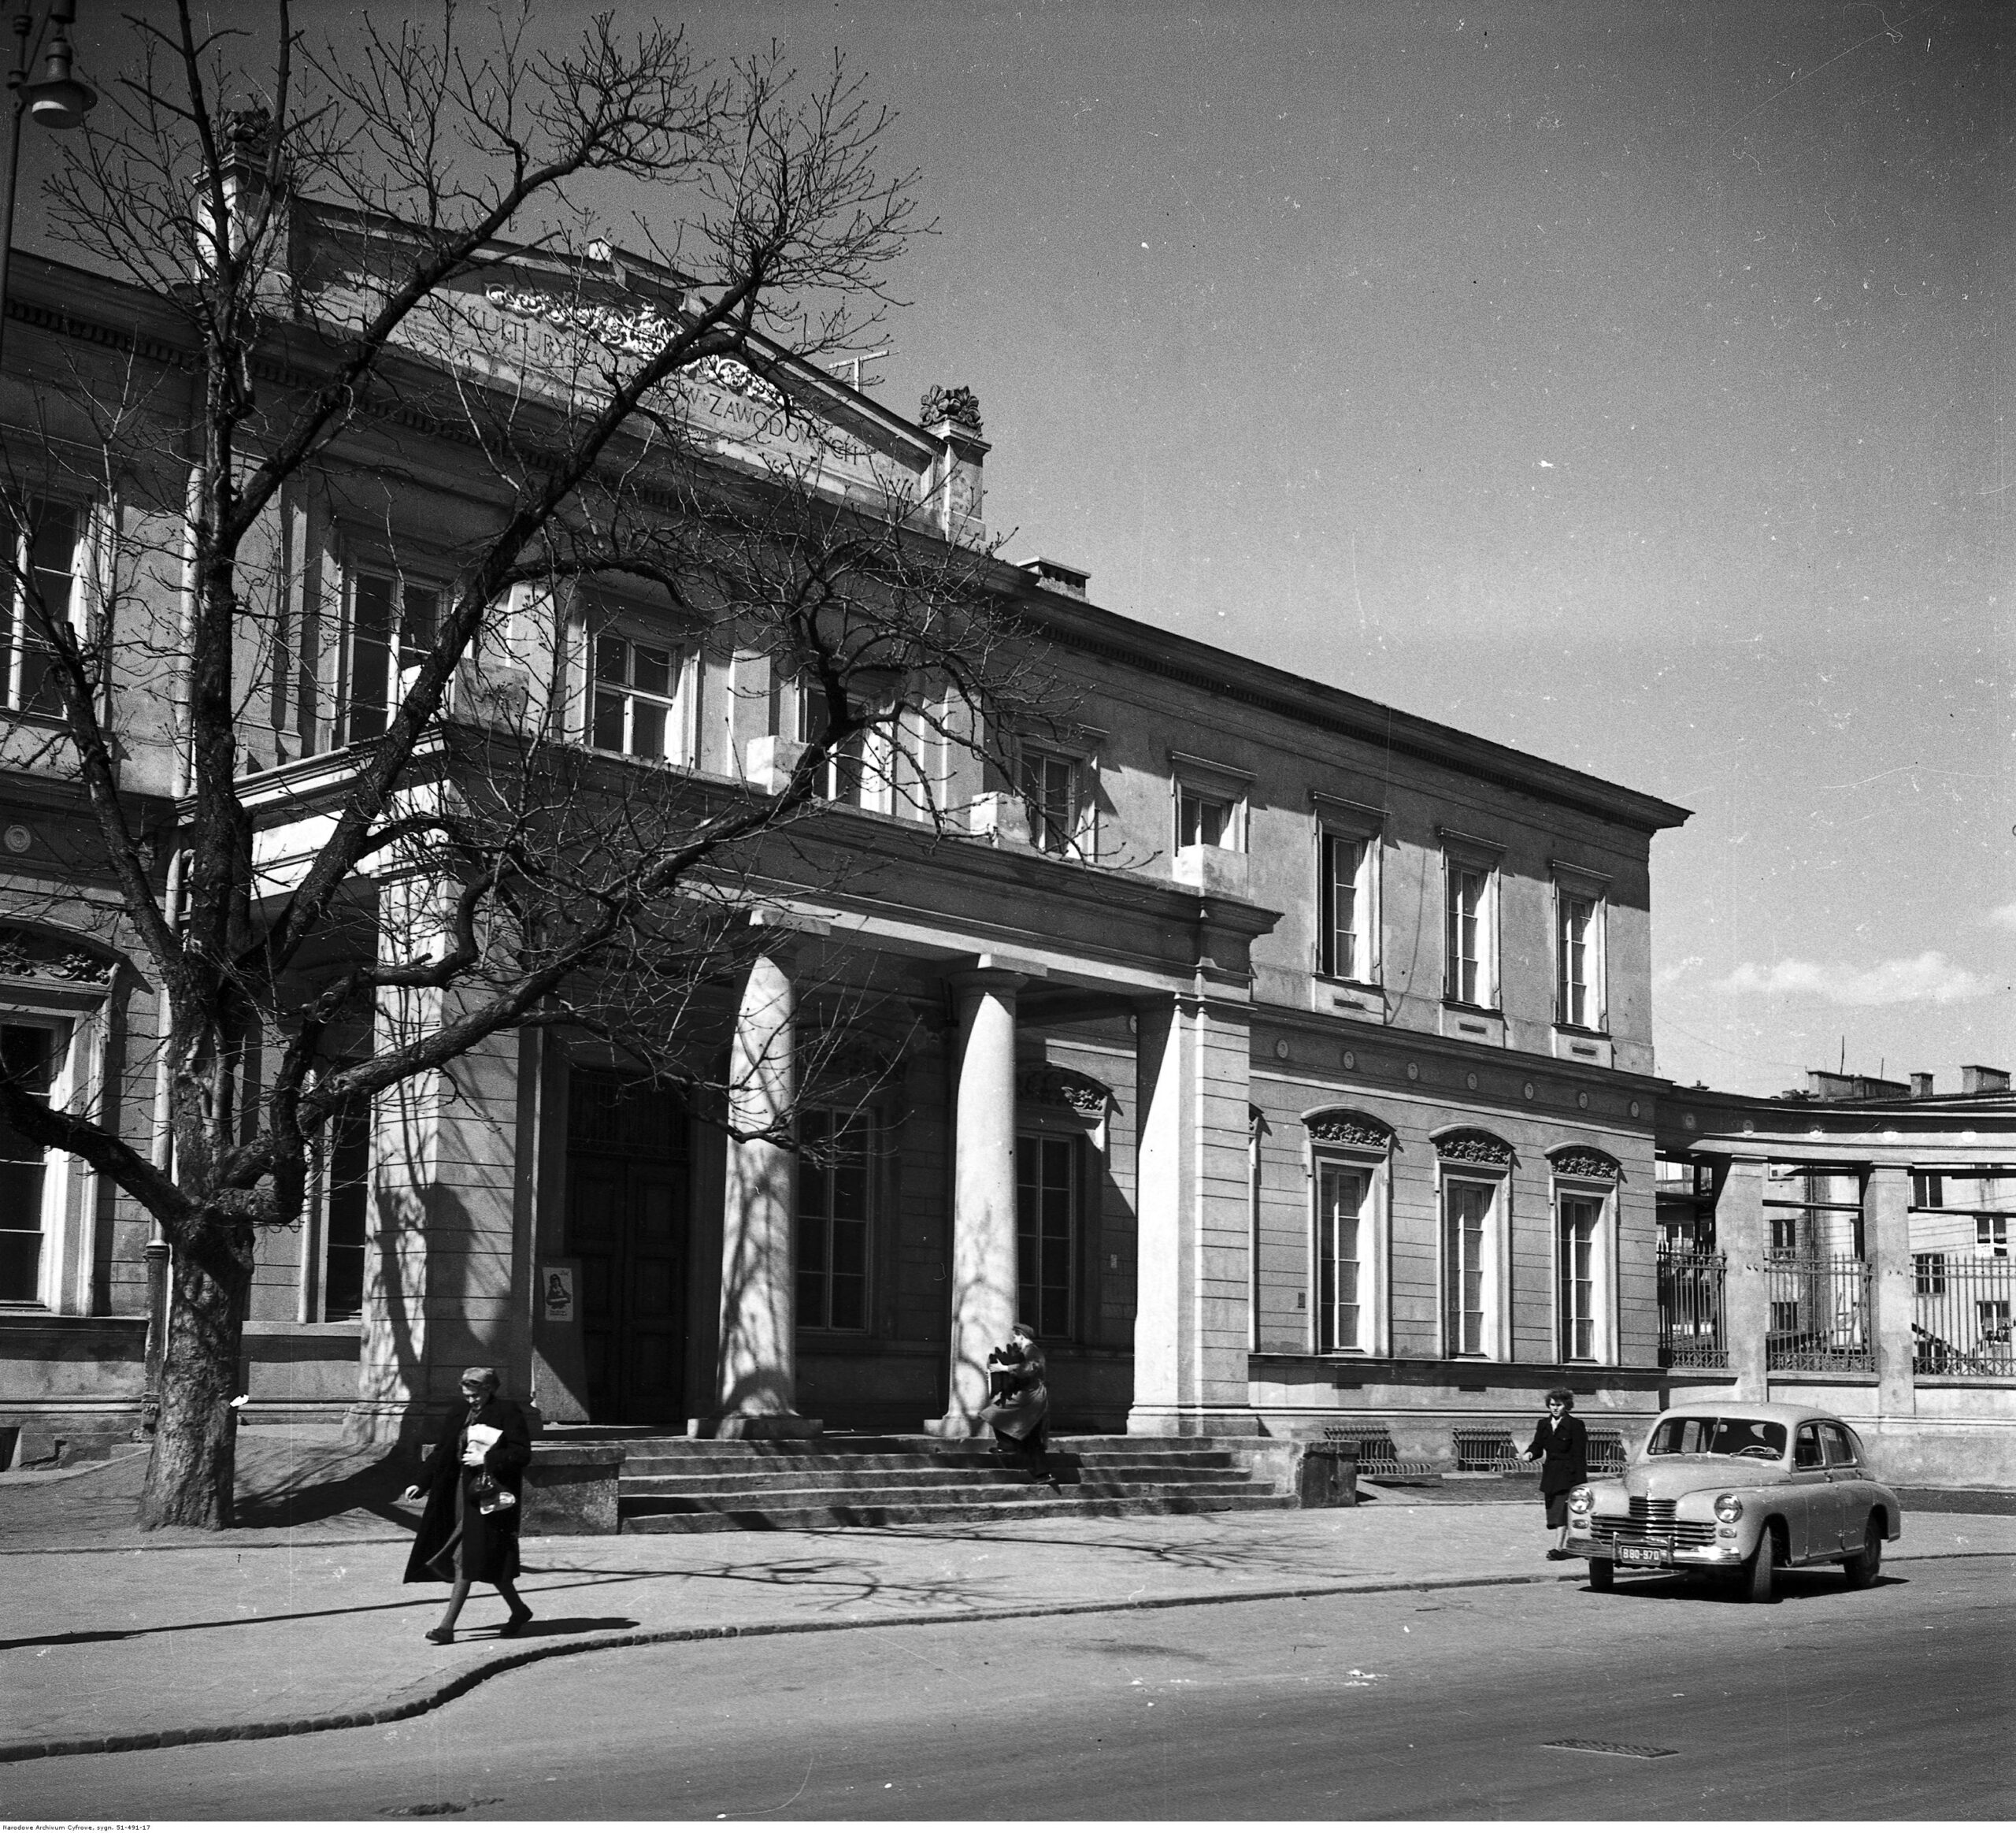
[9,1549,2010,1821]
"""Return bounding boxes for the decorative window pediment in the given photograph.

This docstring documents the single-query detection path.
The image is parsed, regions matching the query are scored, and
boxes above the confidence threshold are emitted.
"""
[0,929,115,985]
[1302,1107,1395,1152]
[1434,1126,1514,1168]
[1017,1063,1112,1119]
[1549,1145,1621,1182]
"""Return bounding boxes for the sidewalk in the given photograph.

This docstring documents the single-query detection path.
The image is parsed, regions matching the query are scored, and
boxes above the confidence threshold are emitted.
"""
[4,1437,2013,1765]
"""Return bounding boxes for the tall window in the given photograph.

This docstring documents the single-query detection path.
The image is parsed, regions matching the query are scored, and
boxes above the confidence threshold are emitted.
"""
[1,504,78,717]
[797,1108,870,1330]
[1021,751,1078,855]
[0,1022,59,1303]
[591,633,684,762]
[1979,1217,2010,1259]
[346,573,440,744]
[796,682,876,806]
[1319,834,1369,981]
[1558,1194,1601,1360]
[1443,1180,1492,1356]
[1316,1162,1368,1352]
[1558,894,1595,1026]
[320,1090,371,1322]
[1016,1133,1076,1338]
[1445,862,1491,1005]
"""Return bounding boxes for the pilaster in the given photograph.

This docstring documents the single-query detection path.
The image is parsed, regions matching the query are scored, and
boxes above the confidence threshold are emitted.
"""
[1718,1156,1770,1404]
[1865,1163,1915,1419]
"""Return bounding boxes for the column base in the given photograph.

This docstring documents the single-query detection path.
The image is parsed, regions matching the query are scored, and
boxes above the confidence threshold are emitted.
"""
[1125,1406,1266,1438]
[693,1412,824,1441]
[924,1411,992,1438]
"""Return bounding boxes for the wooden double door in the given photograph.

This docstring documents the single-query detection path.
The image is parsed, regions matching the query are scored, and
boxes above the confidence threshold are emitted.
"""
[565,1071,691,1424]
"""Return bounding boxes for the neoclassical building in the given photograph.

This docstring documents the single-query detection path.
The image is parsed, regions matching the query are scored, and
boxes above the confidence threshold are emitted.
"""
[25,213,2002,1486]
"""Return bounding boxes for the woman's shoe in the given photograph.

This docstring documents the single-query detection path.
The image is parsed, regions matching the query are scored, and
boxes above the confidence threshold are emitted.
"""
[425,1627,456,1644]
[500,1609,534,1637]
[1545,1549,1569,1561]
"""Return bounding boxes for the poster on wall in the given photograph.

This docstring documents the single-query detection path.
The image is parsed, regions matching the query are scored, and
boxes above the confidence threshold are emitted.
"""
[539,1262,577,1325]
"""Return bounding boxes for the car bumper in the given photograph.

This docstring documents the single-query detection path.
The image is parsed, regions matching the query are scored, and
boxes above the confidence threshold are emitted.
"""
[1566,1530,1745,1567]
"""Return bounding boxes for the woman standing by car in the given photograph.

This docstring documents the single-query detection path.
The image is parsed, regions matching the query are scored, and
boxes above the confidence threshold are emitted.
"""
[1519,1387,1588,1558]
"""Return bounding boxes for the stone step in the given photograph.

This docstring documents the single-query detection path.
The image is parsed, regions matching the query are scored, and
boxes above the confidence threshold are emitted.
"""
[622,1475,1270,1509]
[619,1490,1298,1534]
[613,1449,1244,1479]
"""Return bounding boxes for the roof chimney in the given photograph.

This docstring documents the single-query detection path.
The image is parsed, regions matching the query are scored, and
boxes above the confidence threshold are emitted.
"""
[1960,1064,2010,1096]
[1910,1072,1935,1099]
[1017,555,1089,600]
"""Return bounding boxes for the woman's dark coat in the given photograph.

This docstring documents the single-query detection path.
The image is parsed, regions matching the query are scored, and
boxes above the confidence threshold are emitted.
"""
[403,1393,531,1586]
[982,1341,1049,1442]
[1525,1412,1589,1498]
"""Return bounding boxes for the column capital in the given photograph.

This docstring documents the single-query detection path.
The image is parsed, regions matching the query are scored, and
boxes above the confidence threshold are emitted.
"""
[946,954,1045,996]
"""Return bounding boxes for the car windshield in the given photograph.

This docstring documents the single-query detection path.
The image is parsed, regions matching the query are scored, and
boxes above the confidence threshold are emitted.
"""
[1646,1416,1788,1460]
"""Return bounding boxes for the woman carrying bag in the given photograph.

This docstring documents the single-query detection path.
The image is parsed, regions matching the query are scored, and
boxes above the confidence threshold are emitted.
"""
[402,1366,534,1643]
[1518,1386,1589,1559]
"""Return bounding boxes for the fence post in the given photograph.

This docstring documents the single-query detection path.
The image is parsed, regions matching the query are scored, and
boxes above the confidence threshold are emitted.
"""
[1864,1163,1915,1422]
[1718,1157,1771,1401]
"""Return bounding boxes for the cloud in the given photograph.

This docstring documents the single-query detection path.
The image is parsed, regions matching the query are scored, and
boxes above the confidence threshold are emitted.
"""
[1988,901,2016,932]
[1714,952,1996,1007]
[1653,955,1703,990]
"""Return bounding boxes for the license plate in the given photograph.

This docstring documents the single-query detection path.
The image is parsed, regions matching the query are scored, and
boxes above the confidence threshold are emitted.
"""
[1616,1545,1671,1565]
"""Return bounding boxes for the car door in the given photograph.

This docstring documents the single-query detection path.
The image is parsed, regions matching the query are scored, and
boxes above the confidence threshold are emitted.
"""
[1819,1420,1869,1552]
[1788,1421,1837,1560]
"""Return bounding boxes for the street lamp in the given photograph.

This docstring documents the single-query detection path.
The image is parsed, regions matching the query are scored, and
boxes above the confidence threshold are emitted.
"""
[0,0,96,373]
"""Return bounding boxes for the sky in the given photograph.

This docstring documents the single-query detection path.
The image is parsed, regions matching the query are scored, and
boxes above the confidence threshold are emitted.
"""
[30,0,2014,1096]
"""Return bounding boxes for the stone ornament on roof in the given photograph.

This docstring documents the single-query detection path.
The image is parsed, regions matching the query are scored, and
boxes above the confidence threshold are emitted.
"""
[920,384,983,435]
[1303,1108,1395,1151]
[1434,1127,1514,1167]
[1018,1063,1110,1117]
[1548,1145,1621,1181]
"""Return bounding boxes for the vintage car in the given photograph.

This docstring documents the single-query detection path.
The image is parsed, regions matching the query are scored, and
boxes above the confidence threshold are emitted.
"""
[1565,1401,1902,1601]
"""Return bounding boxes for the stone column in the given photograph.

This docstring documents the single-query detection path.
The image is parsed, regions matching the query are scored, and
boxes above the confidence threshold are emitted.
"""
[928,968,1025,1434]
[1864,1163,1914,1420]
[713,944,820,1438]
[1718,1156,1771,1404]
[1128,993,1261,1436]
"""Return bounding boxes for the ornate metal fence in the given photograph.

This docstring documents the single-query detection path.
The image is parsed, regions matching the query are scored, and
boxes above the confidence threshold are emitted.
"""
[1657,1248,1728,1368]
[1912,1254,2016,1375]
[1765,1254,1874,1371]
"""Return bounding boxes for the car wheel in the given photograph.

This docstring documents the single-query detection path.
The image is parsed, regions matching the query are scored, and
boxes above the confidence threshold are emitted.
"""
[1588,1557,1615,1593]
[1843,1514,1883,1589]
[1743,1527,1777,1603]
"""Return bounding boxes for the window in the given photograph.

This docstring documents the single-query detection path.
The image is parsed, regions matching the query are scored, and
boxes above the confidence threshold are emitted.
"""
[1443,1179,1494,1356]
[0,1022,58,1303]
[1558,1193,1601,1361]
[795,681,881,807]
[1177,785,1230,849]
[1770,1211,1799,1254]
[1320,835,1369,981]
[1914,1252,1947,1296]
[1016,1133,1076,1338]
[1819,1421,1859,1468]
[1794,1422,1825,1471]
[1021,750,1080,856]
[1170,751,1250,855]
[797,1108,871,1330]
[1557,894,1595,1026]
[591,633,684,762]
[1980,1300,2013,1345]
[1440,842,1499,1008]
[1913,1171,1945,1209]
[346,573,440,744]
[318,1089,371,1322]
[1978,1217,2009,1259]
[0,503,79,717]
[1316,1162,1369,1352]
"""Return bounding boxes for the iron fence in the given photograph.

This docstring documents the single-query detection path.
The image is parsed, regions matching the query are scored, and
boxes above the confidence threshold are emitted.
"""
[1911,1254,2015,1376]
[1765,1253,1874,1372]
[1656,1247,1728,1368]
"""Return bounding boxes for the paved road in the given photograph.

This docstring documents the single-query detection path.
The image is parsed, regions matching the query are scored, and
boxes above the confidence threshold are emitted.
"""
[11,1553,2010,1820]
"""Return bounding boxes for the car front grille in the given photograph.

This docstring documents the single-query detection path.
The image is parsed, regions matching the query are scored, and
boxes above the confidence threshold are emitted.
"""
[1629,1497,1677,1527]
[1592,1512,1718,1548]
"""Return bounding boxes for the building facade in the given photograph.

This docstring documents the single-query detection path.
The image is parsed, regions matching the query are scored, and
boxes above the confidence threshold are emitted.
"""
[13,217,1994,1489]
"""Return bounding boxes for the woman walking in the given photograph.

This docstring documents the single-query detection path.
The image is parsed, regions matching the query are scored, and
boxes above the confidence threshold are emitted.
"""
[981,1323,1056,1486]
[402,1367,533,1642]
[1518,1386,1589,1558]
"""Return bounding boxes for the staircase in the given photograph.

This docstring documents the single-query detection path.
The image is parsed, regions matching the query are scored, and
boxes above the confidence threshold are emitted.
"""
[539,1432,1298,1533]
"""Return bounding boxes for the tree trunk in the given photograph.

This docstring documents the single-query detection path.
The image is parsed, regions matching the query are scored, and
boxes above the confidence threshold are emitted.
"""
[136,1224,250,1530]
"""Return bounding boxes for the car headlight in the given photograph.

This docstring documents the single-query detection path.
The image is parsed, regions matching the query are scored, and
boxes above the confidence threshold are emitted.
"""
[1568,1487,1593,1512]
[1714,1493,1744,1523]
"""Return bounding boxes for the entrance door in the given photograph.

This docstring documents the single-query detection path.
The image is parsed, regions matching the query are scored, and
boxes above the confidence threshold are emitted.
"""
[566,1071,690,1423]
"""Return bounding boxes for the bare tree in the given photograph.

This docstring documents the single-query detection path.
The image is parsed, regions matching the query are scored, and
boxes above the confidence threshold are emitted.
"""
[0,2,1052,1528]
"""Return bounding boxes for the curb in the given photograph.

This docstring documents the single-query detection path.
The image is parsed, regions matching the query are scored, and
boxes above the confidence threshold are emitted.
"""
[2,1544,2007,1766]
